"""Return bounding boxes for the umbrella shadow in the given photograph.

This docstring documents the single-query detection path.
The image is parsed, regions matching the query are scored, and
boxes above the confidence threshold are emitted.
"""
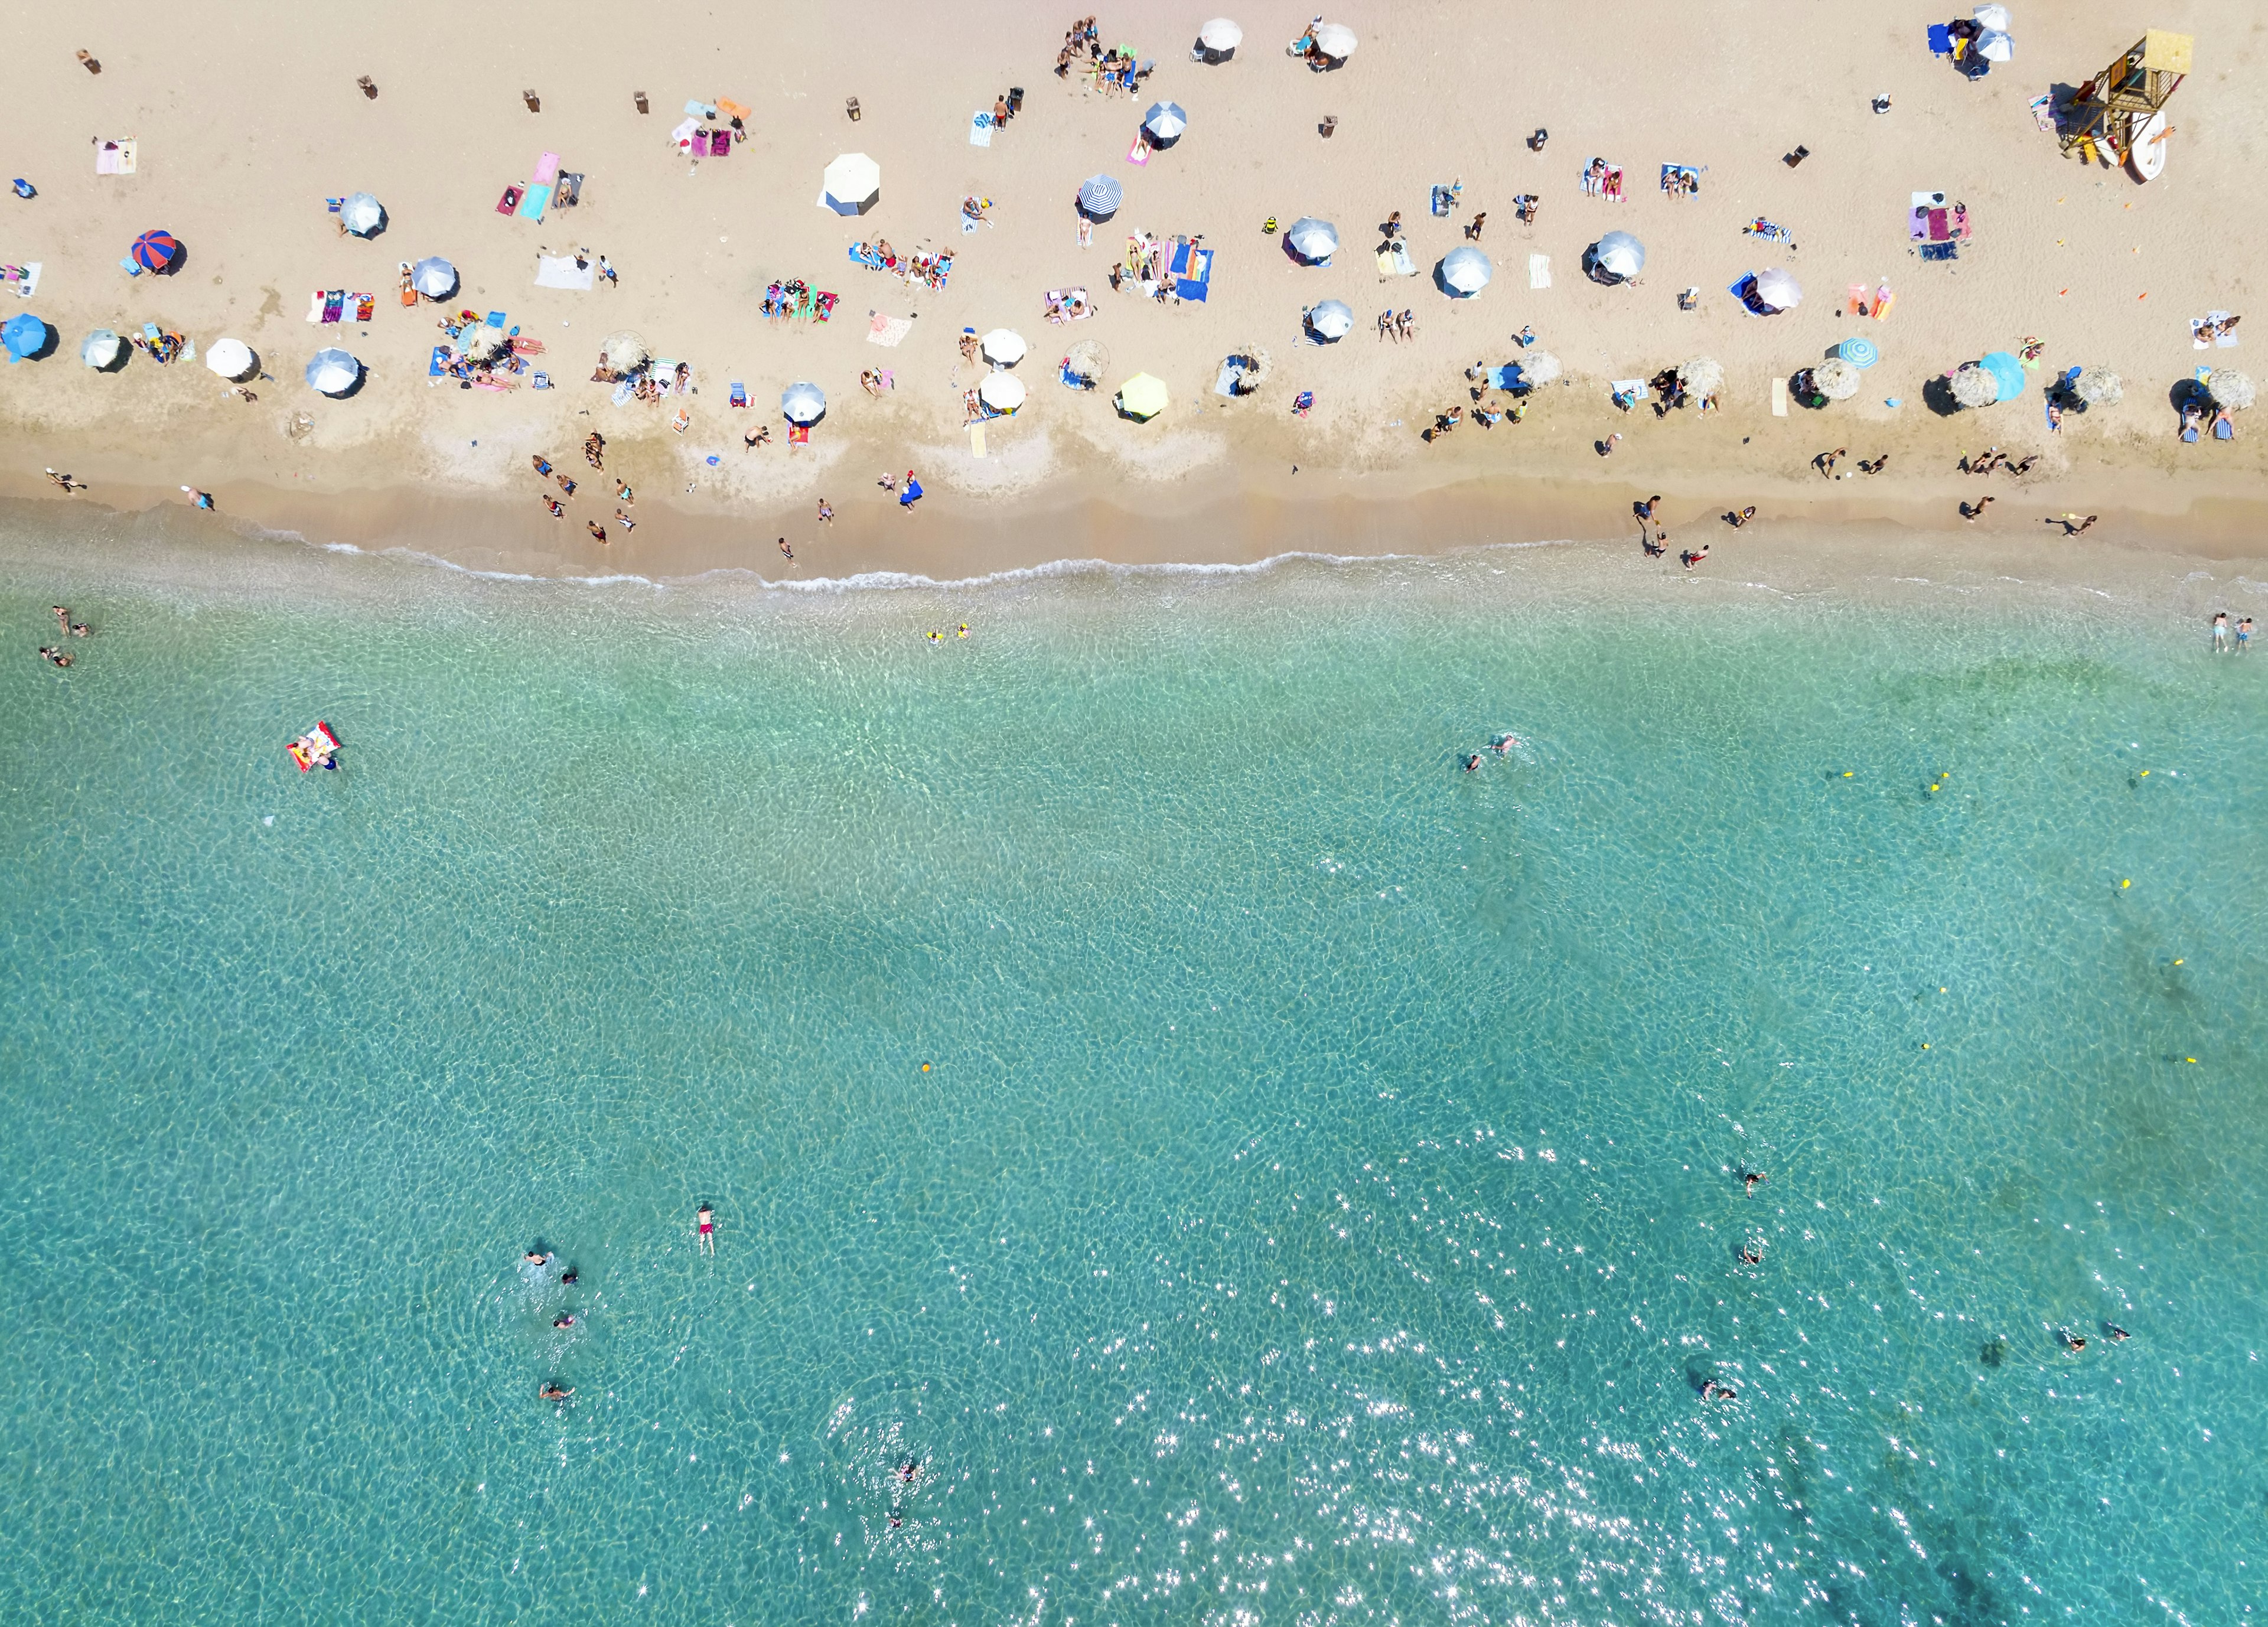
[20,322,60,362]
[1920,376,1963,418]
[151,243,190,276]
[87,339,129,373]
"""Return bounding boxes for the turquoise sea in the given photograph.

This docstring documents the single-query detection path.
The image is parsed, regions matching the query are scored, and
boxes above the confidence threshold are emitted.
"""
[2,517,2265,1625]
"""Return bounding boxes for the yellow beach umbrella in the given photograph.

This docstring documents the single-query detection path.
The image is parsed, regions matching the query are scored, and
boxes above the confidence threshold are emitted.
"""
[1116,372,1168,420]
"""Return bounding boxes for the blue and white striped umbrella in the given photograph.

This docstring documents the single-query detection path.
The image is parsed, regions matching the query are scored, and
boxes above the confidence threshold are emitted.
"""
[1077,174,1123,219]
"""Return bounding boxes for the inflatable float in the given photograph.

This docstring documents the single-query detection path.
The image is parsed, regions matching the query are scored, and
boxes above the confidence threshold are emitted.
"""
[288,720,341,771]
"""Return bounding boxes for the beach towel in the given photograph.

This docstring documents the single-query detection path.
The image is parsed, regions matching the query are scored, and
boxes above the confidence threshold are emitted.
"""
[671,118,699,152]
[2029,94,2057,134]
[1918,241,1958,262]
[1213,360,1244,397]
[428,345,449,377]
[970,111,994,146]
[867,312,915,347]
[496,185,524,215]
[2192,313,2240,349]
[532,152,561,186]
[788,424,810,445]
[716,97,751,122]
[322,290,345,323]
[1526,253,1552,291]
[1772,377,1789,416]
[534,255,596,291]
[1430,183,1457,216]
[2215,413,2235,440]
[1170,243,1211,302]
[690,130,712,158]
[94,138,138,175]
[354,293,375,321]
[532,372,549,389]
[708,131,732,161]
[518,184,553,221]
[1486,365,1521,390]
[1742,217,1793,245]
[1871,287,1896,321]
[326,197,343,213]
[1660,164,1702,196]
[1126,133,1151,165]
[485,311,506,328]
[4,263,41,298]
[1293,390,1313,417]
[1927,22,1953,56]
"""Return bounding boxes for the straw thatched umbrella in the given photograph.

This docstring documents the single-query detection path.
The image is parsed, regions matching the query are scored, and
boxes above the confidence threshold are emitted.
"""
[1063,337,1109,384]
[80,328,122,369]
[1518,350,1562,385]
[780,381,827,425]
[1677,356,1725,400]
[1950,364,1999,409]
[2070,366,2122,407]
[1286,217,1338,263]
[2207,369,2255,412]
[1811,356,1862,400]
[205,337,256,380]
[457,324,506,362]
[599,330,649,375]
[305,348,360,395]
[977,371,1026,413]
[980,328,1027,367]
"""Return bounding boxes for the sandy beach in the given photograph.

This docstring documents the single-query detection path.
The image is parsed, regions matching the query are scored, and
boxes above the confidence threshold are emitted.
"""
[1,0,2263,580]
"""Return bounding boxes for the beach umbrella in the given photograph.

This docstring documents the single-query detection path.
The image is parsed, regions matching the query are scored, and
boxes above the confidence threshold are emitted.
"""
[1980,350,2026,400]
[1197,17,1243,60]
[1063,337,1109,383]
[1811,356,1862,400]
[1518,350,1562,385]
[1977,30,2013,62]
[978,371,1027,413]
[1972,4,2010,28]
[305,347,360,395]
[2071,366,2122,407]
[1142,102,1189,145]
[457,324,506,362]
[1285,217,1338,264]
[1677,356,1725,399]
[1949,364,1999,408]
[410,256,458,299]
[599,330,648,374]
[1837,336,1880,369]
[339,192,386,237]
[1594,230,1645,279]
[2207,369,2255,411]
[4,312,48,361]
[980,328,1028,367]
[1077,173,1124,220]
[1312,22,1358,60]
[819,152,882,216]
[80,328,122,369]
[1116,372,1168,420]
[780,380,827,425]
[1439,245,1493,296]
[205,337,256,380]
[1305,300,1354,340]
[131,230,181,272]
[1753,266,1803,312]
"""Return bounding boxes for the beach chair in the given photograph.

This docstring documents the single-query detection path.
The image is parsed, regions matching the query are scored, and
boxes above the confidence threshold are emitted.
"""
[729,383,747,407]
[2215,411,2236,440]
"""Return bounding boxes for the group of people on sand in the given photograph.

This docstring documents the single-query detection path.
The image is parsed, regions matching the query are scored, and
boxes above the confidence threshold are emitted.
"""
[532,443,633,540]
[38,602,89,666]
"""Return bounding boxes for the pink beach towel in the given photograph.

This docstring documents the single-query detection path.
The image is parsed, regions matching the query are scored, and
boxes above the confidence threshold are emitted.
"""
[532,152,561,186]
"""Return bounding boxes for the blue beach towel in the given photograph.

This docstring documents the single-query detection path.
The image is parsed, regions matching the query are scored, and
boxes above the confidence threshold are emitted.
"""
[429,345,447,376]
[1927,23,1953,55]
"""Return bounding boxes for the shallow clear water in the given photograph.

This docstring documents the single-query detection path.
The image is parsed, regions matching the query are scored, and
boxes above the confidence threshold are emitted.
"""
[2,526,2264,1625]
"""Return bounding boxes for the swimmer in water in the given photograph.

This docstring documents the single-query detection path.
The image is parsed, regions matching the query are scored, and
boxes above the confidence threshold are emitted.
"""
[1493,733,1520,755]
[2106,1323,2130,1342]
[561,1266,579,1286]
[698,1203,716,1255]
[957,624,970,638]
[1700,1378,1738,1401]
[2059,1329,2085,1352]
[553,1313,575,1329]
[541,1382,573,1400]
[1464,754,1482,772]
[899,1459,921,1485]
[524,1250,550,1266]
[1743,1170,1767,1195]
[1739,1240,1764,1265]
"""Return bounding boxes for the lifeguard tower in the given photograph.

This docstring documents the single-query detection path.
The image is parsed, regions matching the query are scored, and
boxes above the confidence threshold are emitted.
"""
[2060,30,2192,171]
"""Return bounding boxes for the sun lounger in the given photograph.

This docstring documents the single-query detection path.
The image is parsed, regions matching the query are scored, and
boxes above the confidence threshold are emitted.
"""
[2215,411,2236,440]
[729,382,747,406]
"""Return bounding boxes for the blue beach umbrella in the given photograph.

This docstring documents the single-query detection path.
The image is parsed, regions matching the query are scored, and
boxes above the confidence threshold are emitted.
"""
[1837,336,1880,369]
[131,229,181,272]
[1979,350,2026,400]
[4,311,48,361]
[1077,174,1123,220]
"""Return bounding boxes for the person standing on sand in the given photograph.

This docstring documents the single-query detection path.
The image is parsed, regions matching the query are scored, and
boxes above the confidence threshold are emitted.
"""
[817,498,834,524]
[180,485,214,510]
[778,537,794,562]
[1814,448,1846,479]
[899,471,924,510]
[1961,496,1995,523]
[1464,211,1487,242]
[1681,543,1709,570]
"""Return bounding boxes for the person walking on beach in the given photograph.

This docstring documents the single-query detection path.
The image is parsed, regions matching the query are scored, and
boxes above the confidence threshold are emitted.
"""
[1725,506,1756,528]
[696,1203,716,1256]
[1814,448,1846,479]
[1464,210,1487,242]
[1858,454,1889,475]
[878,471,897,491]
[778,537,794,562]
[180,485,214,510]
[586,520,607,544]
[45,468,86,493]
[1960,496,1995,523]
[817,498,835,524]
[2052,513,2098,536]
[899,471,924,511]
[1680,543,1709,570]
[2211,611,2231,652]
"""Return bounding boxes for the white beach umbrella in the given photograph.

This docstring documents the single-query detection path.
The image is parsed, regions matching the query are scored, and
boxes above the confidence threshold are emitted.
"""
[1286,217,1338,263]
[1950,364,2000,408]
[977,371,1027,413]
[980,328,1028,367]
[1305,300,1354,340]
[339,191,386,237]
[1197,17,1243,56]
[1977,29,2013,61]
[1142,102,1189,145]
[1439,246,1493,296]
[1811,356,1862,400]
[205,337,256,380]
[1972,4,2010,28]
[80,328,122,369]
[780,380,827,424]
[1312,22,1358,60]
[1677,356,1725,399]
[305,347,360,395]
[2070,366,2122,407]
[1594,231,1645,279]
[599,330,648,374]
[1518,350,1562,385]
[820,152,882,216]
[410,256,458,299]
[2207,369,2255,411]
[1753,266,1804,312]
